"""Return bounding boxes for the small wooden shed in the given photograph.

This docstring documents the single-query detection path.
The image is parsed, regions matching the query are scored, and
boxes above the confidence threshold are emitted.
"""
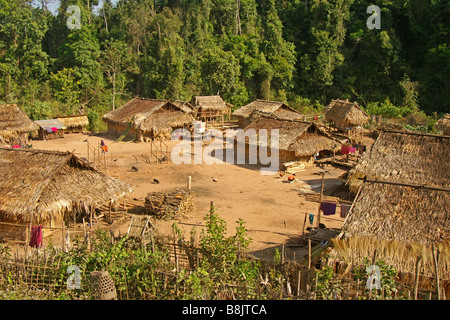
[325,99,370,133]
[34,119,66,140]
[191,95,232,123]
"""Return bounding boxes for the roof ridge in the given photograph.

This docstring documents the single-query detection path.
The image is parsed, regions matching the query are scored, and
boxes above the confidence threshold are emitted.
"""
[382,128,450,139]
[0,147,73,156]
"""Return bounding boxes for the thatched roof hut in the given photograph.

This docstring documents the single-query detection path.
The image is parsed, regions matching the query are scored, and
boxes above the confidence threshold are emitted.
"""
[0,148,132,240]
[436,113,450,136]
[0,104,38,144]
[332,129,450,282]
[103,97,194,141]
[56,115,89,133]
[191,95,232,120]
[233,100,304,127]
[34,119,66,140]
[242,113,341,164]
[347,130,450,193]
[325,99,370,132]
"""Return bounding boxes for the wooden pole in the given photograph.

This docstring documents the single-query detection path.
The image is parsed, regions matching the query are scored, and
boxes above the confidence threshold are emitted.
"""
[90,207,93,231]
[297,269,301,296]
[82,218,86,238]
[61,221,65,252]
[317,172,325,227]
[432,244,441,300]
[413,255,422,300]
[301,212,308,239]
[308,239,312,270]
[187,175,191,190]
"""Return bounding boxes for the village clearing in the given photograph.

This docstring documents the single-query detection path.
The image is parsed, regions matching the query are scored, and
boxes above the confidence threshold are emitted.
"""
[30,132,356,262]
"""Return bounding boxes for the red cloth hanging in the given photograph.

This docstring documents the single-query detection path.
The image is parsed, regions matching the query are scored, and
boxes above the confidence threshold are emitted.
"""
[341,146,350,154]
[29,225,43,248]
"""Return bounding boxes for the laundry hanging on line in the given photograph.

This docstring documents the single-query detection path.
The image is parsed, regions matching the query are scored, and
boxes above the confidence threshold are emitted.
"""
[340,204,351,218]
[29,225,43,248]
[341,146,350,154]
[309,213,314,225]
[320,202,337,216]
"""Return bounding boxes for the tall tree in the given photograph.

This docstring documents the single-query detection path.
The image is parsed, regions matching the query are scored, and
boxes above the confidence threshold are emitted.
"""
[100,39,135,110]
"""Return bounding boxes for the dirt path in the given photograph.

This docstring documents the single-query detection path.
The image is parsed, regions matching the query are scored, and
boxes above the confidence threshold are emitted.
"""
[31,133,350,259]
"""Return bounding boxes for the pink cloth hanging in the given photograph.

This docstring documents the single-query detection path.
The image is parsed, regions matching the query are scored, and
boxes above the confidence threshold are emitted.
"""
[29,225,43,248]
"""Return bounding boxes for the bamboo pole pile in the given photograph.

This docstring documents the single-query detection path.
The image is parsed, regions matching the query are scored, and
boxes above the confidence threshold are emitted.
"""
[283,161,306,174]
[145,189,194,219]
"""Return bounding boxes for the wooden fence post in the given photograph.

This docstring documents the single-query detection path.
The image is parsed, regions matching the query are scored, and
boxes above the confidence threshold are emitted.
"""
[413,255,422,300]
[61,221,65,252]
[432,244,441,300]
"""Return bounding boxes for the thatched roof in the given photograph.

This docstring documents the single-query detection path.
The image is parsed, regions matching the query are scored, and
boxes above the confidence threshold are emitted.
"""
[325,99,370,128]
[172,100,196,115]
[436,113,450,135]
[347,130,450,193]
[334,180,450,279]
[233,100,303,120]
[191,95,229,112]
[103,98,194,134]
[341,181,449,246]
[56,115,89,128]
[0,104,39,139]
[243,114,341,157]
[0,148,132,224]
[334,130,450,279]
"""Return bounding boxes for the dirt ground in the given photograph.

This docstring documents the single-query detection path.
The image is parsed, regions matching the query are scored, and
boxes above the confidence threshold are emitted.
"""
[30,132,364,261]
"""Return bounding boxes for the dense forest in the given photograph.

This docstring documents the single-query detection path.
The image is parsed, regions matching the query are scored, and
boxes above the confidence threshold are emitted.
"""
[0,0,448,131]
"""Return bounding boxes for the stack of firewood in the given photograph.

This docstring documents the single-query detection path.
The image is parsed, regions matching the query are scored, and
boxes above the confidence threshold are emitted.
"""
[283,160,306,173]
[144,189,194,219]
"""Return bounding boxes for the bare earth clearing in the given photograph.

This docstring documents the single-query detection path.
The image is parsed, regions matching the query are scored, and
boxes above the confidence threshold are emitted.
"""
[31,133,350,261]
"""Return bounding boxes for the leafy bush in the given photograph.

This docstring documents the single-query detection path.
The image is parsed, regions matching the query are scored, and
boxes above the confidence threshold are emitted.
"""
[365,99,404,119]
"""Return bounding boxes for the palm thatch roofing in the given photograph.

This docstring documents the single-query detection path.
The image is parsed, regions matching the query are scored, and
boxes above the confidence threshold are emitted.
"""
[333,130,450,278]
[0,104,39,139]
[172,100,196,115]
[56,115,89,128]
[333,180,450,279]
[103,97,194,134]
[436,113,450,135]
[243,113,341,157]
[232,100,304,120]
[191,95,230,112]
[0,148,132,224]
[347,130,450,193]
[325,99,370,128]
